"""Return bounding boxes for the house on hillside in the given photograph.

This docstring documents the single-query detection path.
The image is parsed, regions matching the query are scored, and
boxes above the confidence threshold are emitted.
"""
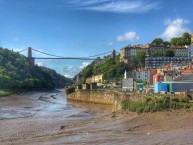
[135,68,150,83]
[86,74,103,86]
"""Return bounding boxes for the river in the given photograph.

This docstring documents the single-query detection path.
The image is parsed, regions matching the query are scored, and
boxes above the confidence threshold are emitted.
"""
[0,89,112,145]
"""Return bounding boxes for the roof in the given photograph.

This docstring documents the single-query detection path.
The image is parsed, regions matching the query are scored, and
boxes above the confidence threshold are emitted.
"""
[180,69,193,73]
[174,74,193,82]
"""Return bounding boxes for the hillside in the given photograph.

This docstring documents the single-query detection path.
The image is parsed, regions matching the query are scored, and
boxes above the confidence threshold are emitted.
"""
[79,55,129,83]
[0,47,73,90]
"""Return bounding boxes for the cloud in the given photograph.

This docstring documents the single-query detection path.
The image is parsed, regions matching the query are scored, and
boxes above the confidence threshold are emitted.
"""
[116,31,139,42]
[79,62,90,70]
[36,61,44,66]
[64,73,73,78]
[160,18,191,41]
[62,0,159,13]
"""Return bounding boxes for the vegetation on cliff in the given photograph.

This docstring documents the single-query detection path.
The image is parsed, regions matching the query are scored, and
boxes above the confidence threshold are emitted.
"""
[81,55,126,83]
[0,47,73,90]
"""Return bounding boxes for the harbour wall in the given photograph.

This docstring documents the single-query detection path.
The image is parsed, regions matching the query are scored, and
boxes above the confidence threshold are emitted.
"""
[66,89,143,110]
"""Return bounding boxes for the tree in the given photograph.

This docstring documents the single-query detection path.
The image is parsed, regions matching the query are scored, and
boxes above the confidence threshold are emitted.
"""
[164,49,175,57]
[132,51,146,67]
[163,41,170,47]
[82,64,93,80]
[0,47,72,90]
[151,51,162,57]
[170,32,191,46]
[151,38,164,45]
[182,32,191,45]
[142,80,147,85]
[170,38,178,46]
[176,37,185,46]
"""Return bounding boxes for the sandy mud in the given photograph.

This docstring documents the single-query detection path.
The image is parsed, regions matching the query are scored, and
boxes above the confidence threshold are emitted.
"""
[1,90,193,145]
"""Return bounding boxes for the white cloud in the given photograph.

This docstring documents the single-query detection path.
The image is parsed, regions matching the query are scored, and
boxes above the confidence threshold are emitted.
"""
[64,73,73,78]
[160,18,191,41]
[62,0,159,13]
[36,61,44,66]
[116,32,139,42]
[79,62,90,70]
[62,63,90,78]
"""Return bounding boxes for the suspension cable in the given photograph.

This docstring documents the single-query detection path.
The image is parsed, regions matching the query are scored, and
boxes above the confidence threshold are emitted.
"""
[89,51,111,57]
[17,48,28,53]
[32,48,64,58]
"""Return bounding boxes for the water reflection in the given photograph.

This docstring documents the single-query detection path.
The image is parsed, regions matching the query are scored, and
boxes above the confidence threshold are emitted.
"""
[0,89,112,120]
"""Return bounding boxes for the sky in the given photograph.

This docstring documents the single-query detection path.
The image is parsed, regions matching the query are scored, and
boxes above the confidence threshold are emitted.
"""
[0,0,193,78]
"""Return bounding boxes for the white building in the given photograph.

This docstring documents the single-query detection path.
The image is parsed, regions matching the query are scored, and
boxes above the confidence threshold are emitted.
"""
[135,69,150,83]
[187,45,193,61]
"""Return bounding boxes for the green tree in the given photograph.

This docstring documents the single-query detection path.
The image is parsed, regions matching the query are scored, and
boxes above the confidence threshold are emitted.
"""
[164,49,175,57]
[151,51,162,57]
[133,51,146,67]
[170,37,178,46]
[163,41,170,47]
[0,47,72,90]
[182,32,191,45]
[176,37,185,46]
[151,38,164,45]
[82,64,93,80]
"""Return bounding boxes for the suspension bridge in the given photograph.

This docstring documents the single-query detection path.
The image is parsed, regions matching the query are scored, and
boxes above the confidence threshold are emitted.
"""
[17,47,119,66]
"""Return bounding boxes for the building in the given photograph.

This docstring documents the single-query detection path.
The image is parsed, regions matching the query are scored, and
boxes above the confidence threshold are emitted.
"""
[174,74,193,82]
[120,43,190,64]
[122,78,134,91]
[120,44,149,64]
[135,68,150,83]
[149,69,157,84]
[149,44,165,56]
[169,47,188,57]
[191,34,193,46]
[153,73,164,83]
[85,74,103,86]
[187,34,193,60]
[145,57,191,68]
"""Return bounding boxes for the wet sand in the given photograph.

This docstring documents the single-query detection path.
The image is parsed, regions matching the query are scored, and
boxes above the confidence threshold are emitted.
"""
[1,90,193,145]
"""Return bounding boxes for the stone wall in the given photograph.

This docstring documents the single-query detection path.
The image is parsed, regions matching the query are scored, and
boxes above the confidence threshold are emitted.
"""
[66,89,143,110]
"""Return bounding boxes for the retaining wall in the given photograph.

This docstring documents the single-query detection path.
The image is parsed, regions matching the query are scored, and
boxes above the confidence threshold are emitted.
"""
[66,89,143,110]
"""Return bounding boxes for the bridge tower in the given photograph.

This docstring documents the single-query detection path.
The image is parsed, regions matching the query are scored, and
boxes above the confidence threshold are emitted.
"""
[28,47,35,66]
[111,49,116,59]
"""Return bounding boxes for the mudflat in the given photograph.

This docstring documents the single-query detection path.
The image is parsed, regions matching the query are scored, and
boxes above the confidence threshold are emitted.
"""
[1,91,193,145]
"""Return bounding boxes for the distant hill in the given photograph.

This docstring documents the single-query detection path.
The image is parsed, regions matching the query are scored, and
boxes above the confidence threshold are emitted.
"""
[0,47,73,90]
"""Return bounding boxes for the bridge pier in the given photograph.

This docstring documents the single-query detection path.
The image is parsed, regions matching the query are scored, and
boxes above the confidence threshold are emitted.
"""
[28,47,35,67]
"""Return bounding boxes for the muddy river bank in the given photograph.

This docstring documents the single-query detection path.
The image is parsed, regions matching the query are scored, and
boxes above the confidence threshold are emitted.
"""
[1,90,193,145]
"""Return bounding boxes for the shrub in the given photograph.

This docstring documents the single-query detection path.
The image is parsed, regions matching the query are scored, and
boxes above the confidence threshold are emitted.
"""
[121,95,193,113]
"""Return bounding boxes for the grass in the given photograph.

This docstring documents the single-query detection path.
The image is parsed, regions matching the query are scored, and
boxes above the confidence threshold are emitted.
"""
[0,90,14,97]
[122,95,193,113]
